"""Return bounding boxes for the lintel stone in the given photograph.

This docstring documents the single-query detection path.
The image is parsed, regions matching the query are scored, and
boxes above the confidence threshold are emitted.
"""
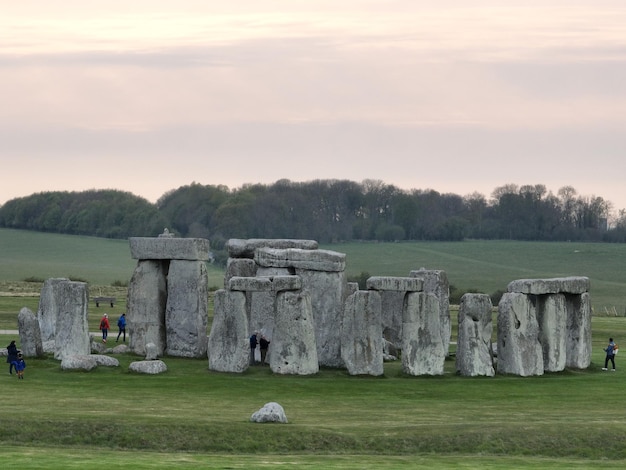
[507,276,590,295]
[366,276,423,292]
[255,248,345,272]
[129,237,210,261]
[227,238,318,258]
[229,275,302,292]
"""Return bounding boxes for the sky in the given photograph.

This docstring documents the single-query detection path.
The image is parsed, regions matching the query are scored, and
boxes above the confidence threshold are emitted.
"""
[2,0,626,214]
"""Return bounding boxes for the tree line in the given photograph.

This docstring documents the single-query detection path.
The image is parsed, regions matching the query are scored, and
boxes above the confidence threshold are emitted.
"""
[2,180,626,261]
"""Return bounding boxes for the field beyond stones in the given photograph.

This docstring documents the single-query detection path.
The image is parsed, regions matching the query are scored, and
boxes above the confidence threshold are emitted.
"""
[1,229,626,468]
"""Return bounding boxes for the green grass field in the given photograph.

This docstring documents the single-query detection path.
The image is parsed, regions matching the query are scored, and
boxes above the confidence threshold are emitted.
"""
[2,228,626,468]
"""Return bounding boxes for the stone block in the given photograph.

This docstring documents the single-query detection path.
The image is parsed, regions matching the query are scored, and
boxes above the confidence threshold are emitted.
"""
[507,277,590,295]
[341,291,383,376]
[367,276,424,292]
[255,248,346,272]
[129,237,210,260]
[456,294,494,377]
[228,238,318,258]
[208,290,250,373]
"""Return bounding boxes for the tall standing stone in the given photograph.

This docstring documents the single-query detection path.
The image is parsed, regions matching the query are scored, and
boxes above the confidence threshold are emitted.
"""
[411,269,451,356]
[18,307,44,357]
[270,290,319,375]
[566,292,592,369]
[341,290,383,376]
[402,291,445,376]
[208,289,249,373]
[537,293,567,372]
[128,260,168,356]
[456,294,494,377]
[165,260,208,358]
[37,277,70,342]
[54,281,90,360]
[497,292,543,376]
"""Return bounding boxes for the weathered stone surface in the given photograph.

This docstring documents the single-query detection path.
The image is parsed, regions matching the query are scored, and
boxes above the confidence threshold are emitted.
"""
[402,292,445,376]
[537,294,568,372]
[208,290,249,373]
[18,307,44,357]
[229,275,302,293]
[270,290,318,375]
[54,281,90,361]
[566,292,592,369]
[91,337,107,354]
[366,276,423,292]
[42,340,55,354]
[297,269,347,368]
[507,277,590,295]
[497,292,543,376]
[145,342,158,360]
[228,238,318,259]
[224,258,257,288]
[37,277,70,342]
[456,294,494,377]
[128,360,168,374]
[129,237,210,260]
[61,355,97,371]
[255,248,346,272]
[111,344,130,355]
[250,402,288,423]
[341,291,383,376]
[165,260,208,358]
[248,267,291,340]
[411,269,451,356]
[380,291,405,347]
[128,260,168,356]
[92,354,120,367]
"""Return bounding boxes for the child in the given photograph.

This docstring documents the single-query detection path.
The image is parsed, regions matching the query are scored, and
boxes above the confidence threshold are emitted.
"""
[12,353,26,379]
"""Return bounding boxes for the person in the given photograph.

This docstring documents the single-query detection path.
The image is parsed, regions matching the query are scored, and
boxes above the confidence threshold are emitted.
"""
[99,313,110,343]
[259,335,270,365]
[12,353,26,379]
[6,340,18,375]
[603,337,617,371]
[249,332,258,365]
[116,313,127,342]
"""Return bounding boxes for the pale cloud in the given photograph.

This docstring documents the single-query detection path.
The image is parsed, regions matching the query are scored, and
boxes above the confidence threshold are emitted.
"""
[1,1,626,211]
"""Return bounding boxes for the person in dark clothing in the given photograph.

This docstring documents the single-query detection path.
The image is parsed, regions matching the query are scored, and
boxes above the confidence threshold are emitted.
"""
[259,335,270,365]
[6,340,18,375]
[116,313,127,342]
[249,332,258,365]
[603,337,617,371]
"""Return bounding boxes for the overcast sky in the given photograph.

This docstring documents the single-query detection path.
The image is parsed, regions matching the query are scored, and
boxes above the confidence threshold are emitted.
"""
[2,1,625,214]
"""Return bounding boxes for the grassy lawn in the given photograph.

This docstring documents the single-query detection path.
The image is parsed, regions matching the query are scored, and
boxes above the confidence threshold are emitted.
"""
[1,316,625,468]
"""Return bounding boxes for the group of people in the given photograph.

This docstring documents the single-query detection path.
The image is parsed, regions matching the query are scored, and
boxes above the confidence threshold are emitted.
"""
[6,340,26,379]
[99,312,126,343]
[249,332,271,365]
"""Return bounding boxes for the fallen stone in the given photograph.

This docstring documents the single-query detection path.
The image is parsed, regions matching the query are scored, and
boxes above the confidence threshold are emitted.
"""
[128,360,168,374]
[61,355,97,371]
[250,402,288,423]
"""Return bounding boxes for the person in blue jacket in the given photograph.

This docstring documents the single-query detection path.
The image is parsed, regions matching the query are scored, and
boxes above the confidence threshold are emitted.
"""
[12,353,26,379]
[603,337,617,371]
[116,313,127,342]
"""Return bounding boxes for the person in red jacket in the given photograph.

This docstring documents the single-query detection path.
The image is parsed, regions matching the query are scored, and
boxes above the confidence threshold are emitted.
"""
[99,313,111,343]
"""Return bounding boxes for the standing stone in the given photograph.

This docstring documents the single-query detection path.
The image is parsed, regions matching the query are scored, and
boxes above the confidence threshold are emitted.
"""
[566,292,592,369]
[456,294,494,377]
[537,293,567,372]
[18,307,44,357]
[208,289,249,373]
[248,267,290,339]
[497,292,543,376]
[341,291,383,376]
[270,290,318,375]
[402,292,445,376]
[165,260,208,358]
[127,260,168,356]
[379,291,405,347]
[37,277,70,342]
[411,269,451,356]
[54,281,90,360]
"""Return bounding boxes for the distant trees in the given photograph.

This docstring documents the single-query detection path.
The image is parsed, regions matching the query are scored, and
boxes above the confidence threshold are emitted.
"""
[0,180,621,248]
